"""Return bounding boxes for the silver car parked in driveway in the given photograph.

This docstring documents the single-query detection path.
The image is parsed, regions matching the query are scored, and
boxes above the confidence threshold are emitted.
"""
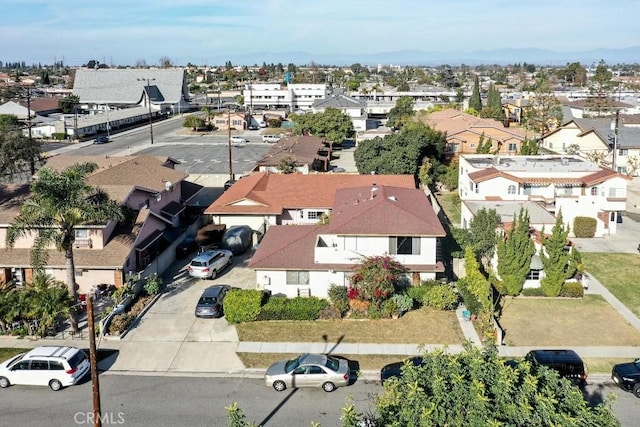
[188,249,233,279]
[265,353,350,392]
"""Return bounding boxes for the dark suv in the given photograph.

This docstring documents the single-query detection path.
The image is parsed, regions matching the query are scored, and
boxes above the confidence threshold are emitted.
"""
[611,358,640,398]
[525,349,587,386]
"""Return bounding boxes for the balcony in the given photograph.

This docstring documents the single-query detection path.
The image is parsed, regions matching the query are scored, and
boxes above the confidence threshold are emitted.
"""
[73,238,92,249]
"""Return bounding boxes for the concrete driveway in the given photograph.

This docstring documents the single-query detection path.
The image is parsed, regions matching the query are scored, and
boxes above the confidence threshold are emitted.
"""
[108,250,258,374]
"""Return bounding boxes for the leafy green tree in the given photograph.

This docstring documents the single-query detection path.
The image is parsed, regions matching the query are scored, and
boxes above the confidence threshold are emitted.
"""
[354,345,618,426]
[469,208,501,267]
[277,156,298,174]
[469,74,482,112]
[474,133,494,154]
[519,137,540,155]
[559,62,587,86]
[586,60,616,117]
[0,115,42,180]
[386,96,415,130]
[28,273,72,337]
[440,159,459,191]
[289,108,354,145]
[496,208,535,296]
[524,78,563,135]
[540,211,575,297]
[354,121,446,178]
[6,163,124,331]
[480,84,504,122]
[182,115,205,131]
[58,94,80,114]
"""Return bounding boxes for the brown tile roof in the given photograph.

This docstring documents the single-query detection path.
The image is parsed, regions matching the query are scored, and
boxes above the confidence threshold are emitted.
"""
[18,97,61,113]
[205,172,416,215]
[328,186,446,236]
[424,108,526,142]
[255,135,327,168]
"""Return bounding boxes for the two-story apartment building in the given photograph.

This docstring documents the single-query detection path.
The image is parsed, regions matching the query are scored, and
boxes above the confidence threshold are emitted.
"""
[204,172,416,235]
[458,154,630,236]
[243,83,328,111]
[249,184,446,298]
[0,155,202,293]
[311,92,370,131]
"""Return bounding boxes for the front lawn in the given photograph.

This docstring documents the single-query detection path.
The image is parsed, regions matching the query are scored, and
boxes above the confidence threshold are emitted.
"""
[582,252,640,317]
[0,348,28,361]
[433,192,461,226]
[235,307,464,344]
[499,295,640,346]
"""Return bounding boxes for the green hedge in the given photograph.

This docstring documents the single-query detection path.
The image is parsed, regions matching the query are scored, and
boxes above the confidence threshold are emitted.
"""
[257,296,328,321]
[424,284,459,311]
[560,281,584,298]
[522,287,544,297]
[573,216,597,238]
[224,289,264,323]
[456,278,482,314]
[52,132,67,140]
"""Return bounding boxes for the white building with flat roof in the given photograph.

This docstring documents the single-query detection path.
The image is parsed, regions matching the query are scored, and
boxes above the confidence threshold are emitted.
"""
[458,154,631,236]
[243,83,328,112]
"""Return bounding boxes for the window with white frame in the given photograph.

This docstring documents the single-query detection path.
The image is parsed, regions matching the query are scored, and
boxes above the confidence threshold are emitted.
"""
[286,271,309,285]
[389,236,421,255]
[619,149,628,156]
[307,211,324,220]
[563,186,572,196]
[509,143,517,151]
[527,269,541,280]
[590,187,598,196]
[75,229,88,239]
[508,185,516,195]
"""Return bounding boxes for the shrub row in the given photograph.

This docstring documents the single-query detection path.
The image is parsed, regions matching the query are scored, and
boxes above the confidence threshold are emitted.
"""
[224,289,264,324]
[456,277,482,315]
[521,282,583,298]
[256,296,328,321]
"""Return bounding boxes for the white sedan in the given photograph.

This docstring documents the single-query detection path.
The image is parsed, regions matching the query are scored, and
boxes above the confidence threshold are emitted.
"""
[230,136,248,145]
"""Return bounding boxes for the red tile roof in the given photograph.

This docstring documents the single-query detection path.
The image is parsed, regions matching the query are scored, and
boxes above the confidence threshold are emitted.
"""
[328,185,446,236]
[204,172,416,215]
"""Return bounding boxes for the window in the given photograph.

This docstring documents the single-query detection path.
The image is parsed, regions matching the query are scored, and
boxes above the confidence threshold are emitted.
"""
[49,361,64,370]
[527,269,541,280]
[563,187,572,196]
[619,149,628,156]
[308,366,325,375]
[75,229,88,239]
[390,236,420,255]
[508,185,516,195]
[286,271,309,285]
[590,187,598,196]
[509,143,517,151]
[307,211,323,220]
[30,360,49,370]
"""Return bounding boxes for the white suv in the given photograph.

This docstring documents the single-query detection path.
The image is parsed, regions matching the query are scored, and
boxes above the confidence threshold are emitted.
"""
[262,134,282,143]
[0,346,90,391]
[188,249,233,279]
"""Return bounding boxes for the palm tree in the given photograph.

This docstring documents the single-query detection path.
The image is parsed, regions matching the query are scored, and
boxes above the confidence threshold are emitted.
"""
[201,106,214,125]
[6,162,124,331]
[0,281,17,334]
[28,273,72,337]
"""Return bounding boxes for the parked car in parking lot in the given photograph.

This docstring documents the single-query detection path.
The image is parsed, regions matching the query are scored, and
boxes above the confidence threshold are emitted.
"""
[195,285,231,318]
[188,249,233,279]
[0,346,90,391]
[612,358,640,397]
[265,353,350,392]
[93,136,110,144]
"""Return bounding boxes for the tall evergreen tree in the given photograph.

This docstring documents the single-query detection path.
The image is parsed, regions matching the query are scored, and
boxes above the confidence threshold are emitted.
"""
[540,211,575,297]
[469,74,482,112]
[496,208,535,296]
[586,60,616,117]
[468,208,501,267]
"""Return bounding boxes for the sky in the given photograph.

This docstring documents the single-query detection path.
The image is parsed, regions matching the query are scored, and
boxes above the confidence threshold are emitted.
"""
[3,0,640,67]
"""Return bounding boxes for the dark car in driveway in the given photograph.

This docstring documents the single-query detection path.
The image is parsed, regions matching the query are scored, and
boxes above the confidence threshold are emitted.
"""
[380,356,424,382]
[612,358,640,397]
[195,285,230,318]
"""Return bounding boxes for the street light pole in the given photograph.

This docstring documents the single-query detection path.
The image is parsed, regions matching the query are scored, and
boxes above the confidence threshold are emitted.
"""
[138,78,155,145]
[613,109,620,172]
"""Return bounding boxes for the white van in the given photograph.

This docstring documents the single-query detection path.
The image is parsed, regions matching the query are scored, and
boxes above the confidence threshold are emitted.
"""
[262,134,281,143]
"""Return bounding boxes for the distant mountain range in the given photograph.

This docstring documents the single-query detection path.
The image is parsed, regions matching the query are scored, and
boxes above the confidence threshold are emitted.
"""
[217,46,640,67]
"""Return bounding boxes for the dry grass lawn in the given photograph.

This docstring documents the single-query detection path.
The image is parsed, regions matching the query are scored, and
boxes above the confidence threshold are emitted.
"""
[236,307,464,344]
[582,252,640,317]
[499,295,640,346]
[433,192,461,226]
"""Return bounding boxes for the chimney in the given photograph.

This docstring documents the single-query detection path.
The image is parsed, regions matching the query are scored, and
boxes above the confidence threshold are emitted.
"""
[370,184,378,199]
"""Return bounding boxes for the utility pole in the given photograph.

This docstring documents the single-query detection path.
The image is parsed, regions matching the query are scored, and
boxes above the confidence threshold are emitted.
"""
[26,84,35,175]
[228,107,233,182]
[87,295,102,427]
[613,109,620,172]
[138,78,155,145]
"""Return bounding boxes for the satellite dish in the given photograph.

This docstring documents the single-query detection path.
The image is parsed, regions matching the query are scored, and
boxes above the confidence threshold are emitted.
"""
[165,181,172,191]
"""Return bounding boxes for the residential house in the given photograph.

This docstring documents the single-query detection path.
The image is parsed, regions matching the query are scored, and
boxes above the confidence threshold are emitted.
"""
[249,184,446,298]
[311,92,370,131]
[563,99,635,119]
[212,111,251,131]
[0,155,203,294]
[424,108,527,158]
[252,135,331,174]
[542,117,640,175]
[502,98,530,124]
[458,154,630,236]
[204,172,416,235]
